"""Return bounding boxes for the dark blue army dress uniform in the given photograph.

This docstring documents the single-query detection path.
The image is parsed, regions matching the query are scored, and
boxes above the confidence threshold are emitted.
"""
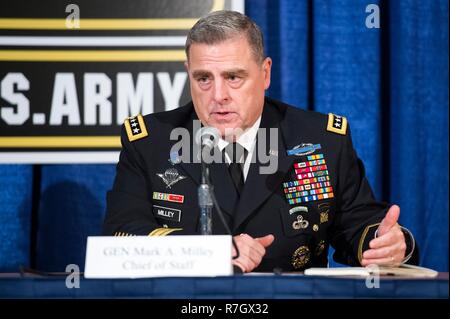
[103,97,414,272]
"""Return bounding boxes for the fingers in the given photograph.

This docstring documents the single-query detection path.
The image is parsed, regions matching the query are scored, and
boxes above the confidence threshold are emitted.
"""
[362,224,406,267]
[256,234,275,248]
[363,246,392,259]
[363,241,406,260]
[232,233,274,273]
[239,234,266,256]
[232,235,261,272]
[369,224,404,249]
[377,205,400,236]
[233,250,259,272]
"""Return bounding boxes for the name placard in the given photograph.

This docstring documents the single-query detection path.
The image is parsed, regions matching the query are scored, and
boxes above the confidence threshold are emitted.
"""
[84,235,232,278]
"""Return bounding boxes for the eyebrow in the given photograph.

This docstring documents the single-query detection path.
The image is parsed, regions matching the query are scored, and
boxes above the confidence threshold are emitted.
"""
[222,69,249,77]
[191,69,249,78]
[192,70,211,78]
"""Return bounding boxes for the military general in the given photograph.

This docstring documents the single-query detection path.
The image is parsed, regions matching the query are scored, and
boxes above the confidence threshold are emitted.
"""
[103,10,417,273]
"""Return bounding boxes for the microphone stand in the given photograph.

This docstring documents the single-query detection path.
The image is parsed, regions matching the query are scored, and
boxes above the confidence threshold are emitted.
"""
[195,129,241,273]
[198,159,213,235]
[197,147,241,265]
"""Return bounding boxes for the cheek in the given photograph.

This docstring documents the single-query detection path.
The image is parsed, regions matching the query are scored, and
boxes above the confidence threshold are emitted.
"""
[192,91,214,124]
[234,92,256,117]
[237,90,264,125]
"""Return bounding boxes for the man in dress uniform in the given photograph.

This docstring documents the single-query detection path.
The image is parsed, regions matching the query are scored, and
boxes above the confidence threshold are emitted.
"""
[103,10,417,273]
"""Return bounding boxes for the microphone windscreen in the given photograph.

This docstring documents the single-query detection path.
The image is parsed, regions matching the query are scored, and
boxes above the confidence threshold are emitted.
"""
[195,126,220,148]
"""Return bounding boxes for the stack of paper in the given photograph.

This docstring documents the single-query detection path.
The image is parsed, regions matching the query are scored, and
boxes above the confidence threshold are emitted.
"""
[304,264,438,278]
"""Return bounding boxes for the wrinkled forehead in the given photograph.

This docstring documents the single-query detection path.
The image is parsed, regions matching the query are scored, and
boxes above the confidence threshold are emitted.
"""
[187,36,260,65]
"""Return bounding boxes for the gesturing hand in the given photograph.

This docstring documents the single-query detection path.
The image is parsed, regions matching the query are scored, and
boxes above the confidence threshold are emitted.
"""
[232,234,275,273]
[361,205,406,267]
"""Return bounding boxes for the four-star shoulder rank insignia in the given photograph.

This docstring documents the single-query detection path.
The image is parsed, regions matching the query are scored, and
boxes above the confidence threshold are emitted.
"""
[327,113,347,135]
[124,114,148,142]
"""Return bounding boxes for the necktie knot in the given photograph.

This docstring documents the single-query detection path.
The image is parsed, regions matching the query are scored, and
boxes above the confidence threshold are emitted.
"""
[224,142,246,164]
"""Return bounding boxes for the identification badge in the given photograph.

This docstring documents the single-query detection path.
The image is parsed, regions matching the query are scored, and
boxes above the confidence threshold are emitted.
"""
[153,205,181,222]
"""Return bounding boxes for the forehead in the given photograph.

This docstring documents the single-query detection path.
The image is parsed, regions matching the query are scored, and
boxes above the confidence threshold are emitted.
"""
[187,36,257,68]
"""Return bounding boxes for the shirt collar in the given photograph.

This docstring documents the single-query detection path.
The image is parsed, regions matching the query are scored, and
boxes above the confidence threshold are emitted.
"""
[217,115,262,153]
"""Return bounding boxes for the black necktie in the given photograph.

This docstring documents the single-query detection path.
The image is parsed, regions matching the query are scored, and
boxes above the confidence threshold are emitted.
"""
[224,142,246,196]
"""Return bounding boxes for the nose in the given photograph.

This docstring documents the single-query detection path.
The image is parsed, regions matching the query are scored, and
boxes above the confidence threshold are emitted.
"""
[213,79,230,104]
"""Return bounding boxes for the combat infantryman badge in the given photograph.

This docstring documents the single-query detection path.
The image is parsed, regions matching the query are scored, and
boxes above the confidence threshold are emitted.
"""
[157,168,186,189]
[287,143,321,156]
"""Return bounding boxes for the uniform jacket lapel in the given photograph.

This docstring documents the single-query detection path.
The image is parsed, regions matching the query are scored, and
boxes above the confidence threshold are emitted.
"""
[233,100,300,231]
[208,155,239,218]
[176,105,201,187]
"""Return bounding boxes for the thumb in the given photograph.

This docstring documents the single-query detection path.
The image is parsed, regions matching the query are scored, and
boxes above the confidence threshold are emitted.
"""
[256,234,275,248]
[378,205,400,236]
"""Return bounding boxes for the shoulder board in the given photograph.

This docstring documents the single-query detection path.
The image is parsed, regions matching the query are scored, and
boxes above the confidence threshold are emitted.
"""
[124,114,148,142]
[326,113,347,135]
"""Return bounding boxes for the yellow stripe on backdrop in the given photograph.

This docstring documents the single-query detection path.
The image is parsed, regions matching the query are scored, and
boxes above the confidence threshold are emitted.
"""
[0,18,198,30]
[0,136,121,148]
[0,0,225,30]
[0,50,186,62]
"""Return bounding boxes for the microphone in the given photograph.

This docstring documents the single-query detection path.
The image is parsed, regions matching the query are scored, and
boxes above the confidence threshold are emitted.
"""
[195,126,220,147]
[195,126,220,167]
[193,126,242,273]
[195,127,220,234]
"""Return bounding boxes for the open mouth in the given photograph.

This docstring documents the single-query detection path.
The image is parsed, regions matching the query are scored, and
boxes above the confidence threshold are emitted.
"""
[211,111,236,120]
[215,111,232,116]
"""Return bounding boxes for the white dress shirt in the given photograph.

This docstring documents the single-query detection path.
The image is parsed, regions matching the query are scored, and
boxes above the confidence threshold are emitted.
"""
[217,116,261,181]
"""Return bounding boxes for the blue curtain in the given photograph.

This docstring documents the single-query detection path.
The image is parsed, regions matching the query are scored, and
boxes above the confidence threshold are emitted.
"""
[35,165,115,271]
[248,0,448,271]
[0,164,115,272]
[389,0,449,271]
[0,165,32,271]
[0,0,448,272]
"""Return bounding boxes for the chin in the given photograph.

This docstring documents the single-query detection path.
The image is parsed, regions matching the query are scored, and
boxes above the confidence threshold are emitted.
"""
[223,126,246,140]
[212,125,227,138]
[206,118,244,138]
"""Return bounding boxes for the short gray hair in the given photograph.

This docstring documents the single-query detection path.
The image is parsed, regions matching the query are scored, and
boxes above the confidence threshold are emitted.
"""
[185,10,265,64]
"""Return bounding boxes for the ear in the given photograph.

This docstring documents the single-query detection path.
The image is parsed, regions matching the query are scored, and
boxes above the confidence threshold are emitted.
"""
[184,61,189,72]
[262,57,272,90]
